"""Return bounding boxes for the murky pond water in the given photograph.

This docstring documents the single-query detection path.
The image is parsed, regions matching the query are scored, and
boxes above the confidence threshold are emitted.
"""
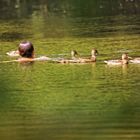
[0,1,140,140]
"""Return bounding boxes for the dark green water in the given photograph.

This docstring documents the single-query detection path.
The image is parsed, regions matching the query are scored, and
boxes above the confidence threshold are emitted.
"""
[0,1,140,140]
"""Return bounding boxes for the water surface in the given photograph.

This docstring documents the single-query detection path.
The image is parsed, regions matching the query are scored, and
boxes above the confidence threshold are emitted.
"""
[0,1,140,140]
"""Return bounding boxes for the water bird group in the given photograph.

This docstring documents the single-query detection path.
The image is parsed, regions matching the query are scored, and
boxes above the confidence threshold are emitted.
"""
[57,49,98,63]
[6,41,140,65]
[6,49,140,65]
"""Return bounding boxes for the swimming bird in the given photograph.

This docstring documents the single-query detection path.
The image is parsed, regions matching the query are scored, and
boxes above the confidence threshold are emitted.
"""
[58,50,80,63]
[78,48,98,63]
[104,53,129,65]
[58,49,98,63]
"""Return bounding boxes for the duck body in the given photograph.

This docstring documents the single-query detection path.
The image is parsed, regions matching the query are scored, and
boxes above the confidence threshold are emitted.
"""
[78,56,96,63]
[58,59,80,63]
[59,57,96,63]
[104,53,129,65]
[104,60,128,65]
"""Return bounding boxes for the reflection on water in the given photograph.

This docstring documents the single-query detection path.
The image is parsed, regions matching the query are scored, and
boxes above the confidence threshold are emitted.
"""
[0,1,140,140]
[0,0,140,19]
[0,14,140,41]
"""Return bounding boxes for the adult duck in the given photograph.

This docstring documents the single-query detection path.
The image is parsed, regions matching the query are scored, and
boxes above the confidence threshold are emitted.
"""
[104,53,129,65]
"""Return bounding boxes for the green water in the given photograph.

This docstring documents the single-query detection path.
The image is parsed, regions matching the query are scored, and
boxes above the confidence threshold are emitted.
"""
[0,59,140,140]
[0,1,140,140]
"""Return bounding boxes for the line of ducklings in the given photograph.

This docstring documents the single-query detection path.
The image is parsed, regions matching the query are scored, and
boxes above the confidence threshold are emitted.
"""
[6,49,140,65]
[56,49,98,63]
[55,49,140,65]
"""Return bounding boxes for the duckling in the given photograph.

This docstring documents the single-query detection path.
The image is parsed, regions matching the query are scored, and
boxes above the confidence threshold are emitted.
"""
[79,48,98,63]
[6,50,19,57]
[58,50,80,63]
[104,53,129,65]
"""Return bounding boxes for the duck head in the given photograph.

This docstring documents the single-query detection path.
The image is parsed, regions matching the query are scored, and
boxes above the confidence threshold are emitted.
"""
[122,53,129,64]
[122,53,128,60]
[90,49,98,62]
[71,50,78,59]
[91,49,98,57]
